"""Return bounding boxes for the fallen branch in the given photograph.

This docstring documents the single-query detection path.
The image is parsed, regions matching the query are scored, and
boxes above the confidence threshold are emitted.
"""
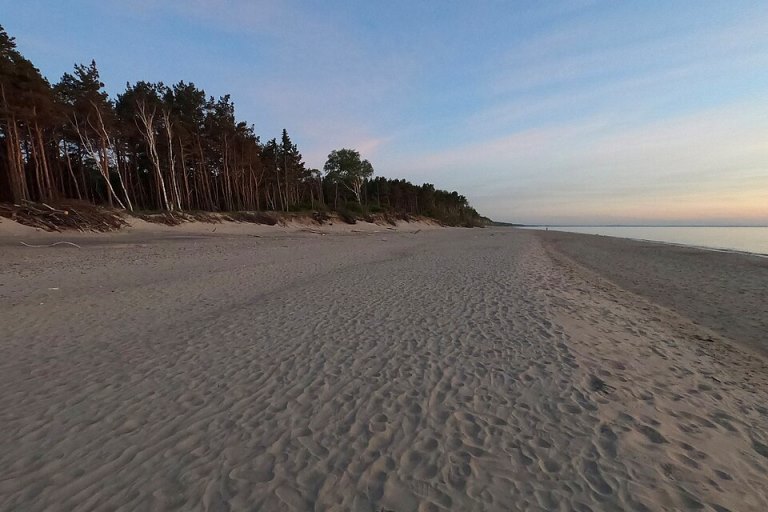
[20,241,82,248]
[1,201,126,232]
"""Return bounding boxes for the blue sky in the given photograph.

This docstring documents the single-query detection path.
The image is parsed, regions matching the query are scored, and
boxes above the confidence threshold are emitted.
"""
[3,0,767,224]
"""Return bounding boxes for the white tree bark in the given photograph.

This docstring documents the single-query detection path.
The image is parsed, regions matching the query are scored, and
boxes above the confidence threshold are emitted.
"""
[73,114,126,210]
[90,102,133,211]
[161,109,182,210]
[135,100,171,211]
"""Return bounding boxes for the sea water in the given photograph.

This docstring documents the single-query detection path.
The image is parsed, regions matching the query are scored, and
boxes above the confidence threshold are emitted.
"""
[530,226,768,256]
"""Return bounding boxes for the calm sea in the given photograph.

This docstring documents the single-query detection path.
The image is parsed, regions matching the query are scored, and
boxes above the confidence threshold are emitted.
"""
[528,226,768,256]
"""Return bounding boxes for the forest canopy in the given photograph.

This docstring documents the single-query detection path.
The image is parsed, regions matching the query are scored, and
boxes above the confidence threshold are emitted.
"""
[0,25,483,227]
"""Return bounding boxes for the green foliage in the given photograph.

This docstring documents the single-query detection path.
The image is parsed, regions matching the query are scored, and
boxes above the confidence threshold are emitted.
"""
[361,177,482,226]
[324,148,373,204]
[0,23,485,226]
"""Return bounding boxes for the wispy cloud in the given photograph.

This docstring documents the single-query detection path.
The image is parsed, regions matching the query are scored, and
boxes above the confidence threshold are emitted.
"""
[4,0,767,223]
[463,100,768,224]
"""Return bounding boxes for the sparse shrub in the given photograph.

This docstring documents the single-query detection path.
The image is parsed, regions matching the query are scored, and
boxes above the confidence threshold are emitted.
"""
[254,212,278,225]
[312,211,331,224]
[338,209,357,224]
[344,201,363,214]
[226,211,278,225]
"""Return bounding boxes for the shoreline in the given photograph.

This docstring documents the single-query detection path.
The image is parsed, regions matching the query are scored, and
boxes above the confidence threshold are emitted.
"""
[521,226,768,258]
[537,228,768,357]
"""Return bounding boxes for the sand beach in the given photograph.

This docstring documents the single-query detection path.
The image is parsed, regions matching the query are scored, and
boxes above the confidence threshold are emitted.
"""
[1,225,767,511]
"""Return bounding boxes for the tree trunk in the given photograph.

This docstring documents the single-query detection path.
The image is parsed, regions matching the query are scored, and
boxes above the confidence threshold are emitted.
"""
[179,136,191,209]
[136,100,171,211]
[162,110,182,210]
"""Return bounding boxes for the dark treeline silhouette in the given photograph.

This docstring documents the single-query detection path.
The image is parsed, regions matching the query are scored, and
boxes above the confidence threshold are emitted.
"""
[0,25,482,226]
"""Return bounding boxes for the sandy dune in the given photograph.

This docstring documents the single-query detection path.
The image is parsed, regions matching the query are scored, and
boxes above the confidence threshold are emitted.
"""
[1,228,767,511]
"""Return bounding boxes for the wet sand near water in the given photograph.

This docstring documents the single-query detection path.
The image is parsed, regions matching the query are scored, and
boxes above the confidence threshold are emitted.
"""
[538,229,768,355]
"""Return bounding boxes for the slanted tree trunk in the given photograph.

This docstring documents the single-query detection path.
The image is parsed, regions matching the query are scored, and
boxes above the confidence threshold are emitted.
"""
[342,178,363,204]
[72,114,126,209]
[178,136,191,209]
[161,109,182,210]
[92,104,132,211]
[33,121,55,201]
[135,99,171,211]
[4,117,29,202]
[0,85,29,203]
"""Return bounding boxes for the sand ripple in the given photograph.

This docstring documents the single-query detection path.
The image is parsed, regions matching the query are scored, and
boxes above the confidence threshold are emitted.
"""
[1,229,767,510]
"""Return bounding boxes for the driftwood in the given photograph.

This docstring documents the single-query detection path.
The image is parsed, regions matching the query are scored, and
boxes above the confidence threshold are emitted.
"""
[300,228,326,235]
[222,212,278,225]
[0,200,127,232]
[131,211,222,226]
[134,210,283,227]
[312,211,331,224]
[20,241,82,248]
